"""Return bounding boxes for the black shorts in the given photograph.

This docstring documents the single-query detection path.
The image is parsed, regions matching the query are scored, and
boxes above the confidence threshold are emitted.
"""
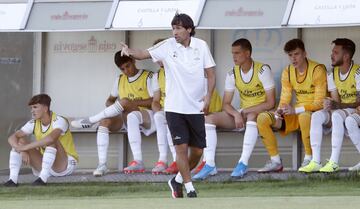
[165,112,206,149]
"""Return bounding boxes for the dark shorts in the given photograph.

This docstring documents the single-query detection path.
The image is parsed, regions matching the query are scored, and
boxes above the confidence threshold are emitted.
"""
[165,112,206,149]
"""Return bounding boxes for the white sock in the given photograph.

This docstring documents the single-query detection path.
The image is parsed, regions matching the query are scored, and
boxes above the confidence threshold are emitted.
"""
[271,155,281,164]
[97,126,109,165]
[330,111,346,164]
[345,115,360,153]
[204,124,217,167]
[175,172,183,184]
[127,111,143,161]
[310,110,329,163]
[184,182,195,193]
[39,147,57,182]
[89,101,123,123]
[9,149,22,184]
[239,121,258,165]
[154,111,168,163]
[304,154,312,161]
[167,127,177,161]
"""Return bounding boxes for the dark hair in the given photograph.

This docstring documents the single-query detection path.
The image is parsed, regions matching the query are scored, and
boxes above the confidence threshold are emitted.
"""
[28,94,51,108]
[232,38,252,55]
[171,13,195,36]
[332,38,356,59]
[284,39,305,53]
[114,50,133,68]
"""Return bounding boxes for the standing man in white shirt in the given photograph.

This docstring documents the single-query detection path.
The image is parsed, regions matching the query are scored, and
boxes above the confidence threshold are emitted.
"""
[120,13,216,198]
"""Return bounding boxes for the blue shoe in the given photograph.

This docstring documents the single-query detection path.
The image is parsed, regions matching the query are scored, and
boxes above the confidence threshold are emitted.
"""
[192,164,216,180]
[231,162,248,178]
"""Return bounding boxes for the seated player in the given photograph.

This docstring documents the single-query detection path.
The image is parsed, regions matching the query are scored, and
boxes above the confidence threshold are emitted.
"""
[4,94,78,187]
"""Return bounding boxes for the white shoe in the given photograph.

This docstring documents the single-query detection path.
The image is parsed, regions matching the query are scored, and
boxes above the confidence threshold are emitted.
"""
[348,161,360,171]
[71,118,94,129]
[93,164,108,177]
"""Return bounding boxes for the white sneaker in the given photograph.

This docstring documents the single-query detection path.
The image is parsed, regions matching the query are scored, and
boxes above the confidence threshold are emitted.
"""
[258,160,283,173]
[71,118,94,129]
[348,161,360,171]
[93,164,108,177]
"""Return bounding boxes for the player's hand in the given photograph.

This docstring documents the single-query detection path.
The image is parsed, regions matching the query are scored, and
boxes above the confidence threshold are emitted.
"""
[274,108,284,120]
[234,111,244,129]
[282,104,295,115]
[20,151,30,165]
[356,106,360,115]
[323,97,332,110]
[119,42,130,56]
[201,94,211,115]
[15,145,27,153]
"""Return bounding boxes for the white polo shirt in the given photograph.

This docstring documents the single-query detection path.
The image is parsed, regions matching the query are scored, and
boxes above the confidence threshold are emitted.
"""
[148,37,216,114]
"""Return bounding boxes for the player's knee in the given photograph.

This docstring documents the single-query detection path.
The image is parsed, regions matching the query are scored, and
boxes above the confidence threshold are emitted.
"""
[119,98,131,110]
[331,110,346,124]
[205,114,216,124]
[345,115,358,131]
[127,111,142,124]
[257,112,272,126]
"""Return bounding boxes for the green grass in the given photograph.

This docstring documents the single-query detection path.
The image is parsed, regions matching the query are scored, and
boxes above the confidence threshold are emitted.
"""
[1,173,360,201]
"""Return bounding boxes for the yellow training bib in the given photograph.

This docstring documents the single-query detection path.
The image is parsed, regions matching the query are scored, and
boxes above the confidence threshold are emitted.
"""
[333,63,360,104]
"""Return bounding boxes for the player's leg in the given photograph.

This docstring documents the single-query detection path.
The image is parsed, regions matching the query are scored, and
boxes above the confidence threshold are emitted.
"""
[320,109,349,172]
[93,116,124,177]
[297,112,313,168]
[123,109,148,174]
[71,100,124,128]
[231,112,258,178]
[152,111,168,174]
[299,110,330,172]
[257,111,283,173]
[163,126,178,174]
[193,111,235,180]
[345,113,360,171]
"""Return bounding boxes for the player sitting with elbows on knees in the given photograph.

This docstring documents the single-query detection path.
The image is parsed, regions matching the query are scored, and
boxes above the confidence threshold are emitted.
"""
[4,94,78,187]
[71,51,156,176]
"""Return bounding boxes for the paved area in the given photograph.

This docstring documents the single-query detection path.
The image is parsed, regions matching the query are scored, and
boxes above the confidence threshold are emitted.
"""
[0,168,356,185]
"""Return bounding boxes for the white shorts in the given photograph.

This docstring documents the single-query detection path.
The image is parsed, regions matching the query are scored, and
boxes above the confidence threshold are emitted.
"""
[122,109,156,136]
[32,155,77,177]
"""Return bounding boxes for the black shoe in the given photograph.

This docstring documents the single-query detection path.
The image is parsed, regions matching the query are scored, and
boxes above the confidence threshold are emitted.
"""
[168,177,183,198]
[3,179,18,187]
[32,177,46,186]
[187,190,197,198]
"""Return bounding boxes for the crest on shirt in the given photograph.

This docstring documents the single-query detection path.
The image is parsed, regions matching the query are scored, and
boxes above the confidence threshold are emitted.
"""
[172,51,178,58]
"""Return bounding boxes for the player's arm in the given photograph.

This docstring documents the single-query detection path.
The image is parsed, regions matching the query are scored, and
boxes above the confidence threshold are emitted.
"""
[303,65,328,112]
[16,129,62,152]
[152,90,162,112]
[8,130,29,149]
[278,67,293,109]
[203,67,216,114]
[120,42,151,60]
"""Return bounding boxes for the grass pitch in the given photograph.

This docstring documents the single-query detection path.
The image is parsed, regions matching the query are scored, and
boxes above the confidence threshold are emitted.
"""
[1,173,359,209]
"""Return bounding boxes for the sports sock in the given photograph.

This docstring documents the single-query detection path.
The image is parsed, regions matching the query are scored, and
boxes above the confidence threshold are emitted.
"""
[127,111,143,161]
[184,182,195,193]
[167,127,177,161]
[9,149,22,184]
[239,121,258,165]
[330,111,345,164]
[97,126,109,165]
[310,110,329,163]
[154,111,168,163]
[39,147,57,182]
[175,172,183,184]
[89,101,124,123]
[204,124,217,167]
[270,155,281,164]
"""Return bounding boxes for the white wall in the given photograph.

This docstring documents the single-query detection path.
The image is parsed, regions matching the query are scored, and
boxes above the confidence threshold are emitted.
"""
[303,27,360,68]
[213,29,298,106]
[44,31,125,117]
